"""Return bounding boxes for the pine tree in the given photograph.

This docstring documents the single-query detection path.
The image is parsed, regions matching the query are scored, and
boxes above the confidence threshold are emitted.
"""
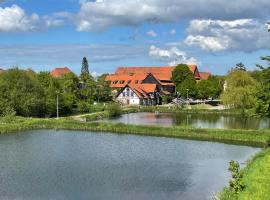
[81,57,90,75]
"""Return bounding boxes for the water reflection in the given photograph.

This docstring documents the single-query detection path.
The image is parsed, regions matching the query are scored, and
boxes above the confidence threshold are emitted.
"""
[0,130,260,200]
[105,112,270,130]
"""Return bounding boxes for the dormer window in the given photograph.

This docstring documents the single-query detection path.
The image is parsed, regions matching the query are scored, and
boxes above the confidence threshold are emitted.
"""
[127,80,131,84]
[113,80,118,84]
[119,80,125,84]
[135,80,139,84]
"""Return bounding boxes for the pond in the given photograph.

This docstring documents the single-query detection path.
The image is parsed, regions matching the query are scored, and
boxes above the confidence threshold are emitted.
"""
[103,112,270,130]
[0,130,259,200]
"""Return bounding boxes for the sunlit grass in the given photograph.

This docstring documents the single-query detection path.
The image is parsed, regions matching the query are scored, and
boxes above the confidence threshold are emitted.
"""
[220,148,270,200]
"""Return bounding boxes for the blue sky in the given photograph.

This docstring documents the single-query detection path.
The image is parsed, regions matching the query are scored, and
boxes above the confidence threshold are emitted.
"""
[0,0,269,76]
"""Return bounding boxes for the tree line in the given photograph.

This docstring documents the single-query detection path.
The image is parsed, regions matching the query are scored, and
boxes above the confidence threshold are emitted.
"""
[171,64,223,100]
[0,57,112,117]
[171,57,270,117]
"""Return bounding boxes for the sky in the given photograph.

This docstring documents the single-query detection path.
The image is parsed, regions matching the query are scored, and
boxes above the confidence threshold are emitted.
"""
[0,0,269,76]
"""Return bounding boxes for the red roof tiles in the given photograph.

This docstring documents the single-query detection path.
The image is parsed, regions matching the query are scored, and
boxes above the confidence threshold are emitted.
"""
[51,67,73,78]
[199,72,211,80]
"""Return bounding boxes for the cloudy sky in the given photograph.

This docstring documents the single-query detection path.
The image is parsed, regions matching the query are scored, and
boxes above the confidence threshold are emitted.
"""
[0,0,269,75]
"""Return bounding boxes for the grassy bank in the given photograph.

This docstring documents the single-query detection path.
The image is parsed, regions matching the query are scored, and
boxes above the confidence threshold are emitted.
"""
[219,148,270,200]
[1,117,270,147]
[134,106,244,115]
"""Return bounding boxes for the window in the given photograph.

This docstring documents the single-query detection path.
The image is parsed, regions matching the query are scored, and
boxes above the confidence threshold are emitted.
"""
[127,88,130,96]
[123,92,126,97]
[119,80,125,84]
[135,80,139,84]
[113,80,118,84]
[131,91,134,97]
[127,80,131,84]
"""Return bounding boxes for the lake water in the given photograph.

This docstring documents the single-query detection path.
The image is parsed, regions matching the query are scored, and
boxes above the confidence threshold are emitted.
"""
[0,130,259,200]
[103,112,270,130]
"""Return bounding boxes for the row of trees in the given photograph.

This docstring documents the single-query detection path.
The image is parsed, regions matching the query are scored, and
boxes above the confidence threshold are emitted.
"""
[171,64,223,100]
[221,57,270,117]
[0,57,112,117]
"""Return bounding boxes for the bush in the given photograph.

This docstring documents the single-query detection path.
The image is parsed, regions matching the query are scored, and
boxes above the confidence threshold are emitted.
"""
[0,106,16,123]
[228,161,245,193]
[107,103,121,117]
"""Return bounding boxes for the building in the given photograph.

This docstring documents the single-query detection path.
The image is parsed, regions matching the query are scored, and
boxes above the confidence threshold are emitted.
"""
[50,67,73,78]
[199,72,211,80]
[106,65,211,105]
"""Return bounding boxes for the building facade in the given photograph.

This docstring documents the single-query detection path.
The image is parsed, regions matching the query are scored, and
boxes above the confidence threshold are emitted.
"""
[106,65,211,105]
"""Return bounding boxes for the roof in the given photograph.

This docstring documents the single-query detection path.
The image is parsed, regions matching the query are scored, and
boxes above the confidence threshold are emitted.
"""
[106,74,148,88]
[115,65,199,81]
[51,67,73,78]
[199,72,211,80]
[118,83,157,99]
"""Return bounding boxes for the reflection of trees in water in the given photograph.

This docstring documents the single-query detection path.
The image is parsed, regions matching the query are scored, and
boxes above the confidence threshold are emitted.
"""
[172,113,270,129]
[223,116,261,129]
[173,113,221,127]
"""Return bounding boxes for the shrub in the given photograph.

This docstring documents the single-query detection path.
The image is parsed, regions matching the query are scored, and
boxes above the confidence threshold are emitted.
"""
[107,103,122,117]
[228,160,245,193]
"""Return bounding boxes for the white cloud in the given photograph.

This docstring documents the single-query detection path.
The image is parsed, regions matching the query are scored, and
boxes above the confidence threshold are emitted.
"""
[75,0,270,32]
[149,45,198,66]
[0,5,65,32]
[170,28,176,35]
[184,19,270,52]
[147,30,157,37]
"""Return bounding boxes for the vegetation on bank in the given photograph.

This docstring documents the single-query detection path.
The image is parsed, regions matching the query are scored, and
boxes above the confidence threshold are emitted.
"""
[219,148,270,200]
[0,57,112,118]
[1,117,270,147]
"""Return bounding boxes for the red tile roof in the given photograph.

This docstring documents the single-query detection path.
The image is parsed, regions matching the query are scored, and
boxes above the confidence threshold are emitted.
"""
[115,65,200,80]
[119,83,157,99]
[199,72,211,80]
[50,67,73,78]
[106,74,148,88]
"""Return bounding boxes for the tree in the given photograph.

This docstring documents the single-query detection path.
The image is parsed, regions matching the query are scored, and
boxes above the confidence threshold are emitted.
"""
[221,69,258,109]
[0,68,46,117]
[81,57,90,75]
[171,64,197,98]
[176,75,197,98]
[197,76,223,99]
[36,72,60,117]
[254,56,270,117]
[95,74,112,102]
[235,62,246,71]
[171,64,193,86]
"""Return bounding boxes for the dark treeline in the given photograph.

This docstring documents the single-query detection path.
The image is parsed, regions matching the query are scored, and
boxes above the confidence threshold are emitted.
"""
[0,58,112,117]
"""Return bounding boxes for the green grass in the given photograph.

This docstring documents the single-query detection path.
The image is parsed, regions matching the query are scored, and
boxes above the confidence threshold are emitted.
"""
[1,117,270,147]
[219,148,270,200]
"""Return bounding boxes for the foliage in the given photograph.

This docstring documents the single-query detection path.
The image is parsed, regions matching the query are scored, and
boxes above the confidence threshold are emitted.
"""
[95,74,112,102]
[176,75,197,98]
[221,70,259,109]
[0,68,46,117]
[81,57,90,75]
[171,64,193,86]
[107,103,122,117]
[220,148,270,200]
[197,76,223,99]
[228,161,245,193]
[0,68,112,117]
[254,56,270,117]
[234,62,246,71]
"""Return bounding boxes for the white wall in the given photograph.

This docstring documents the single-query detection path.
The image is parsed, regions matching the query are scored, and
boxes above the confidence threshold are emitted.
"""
[116,87,141,105]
